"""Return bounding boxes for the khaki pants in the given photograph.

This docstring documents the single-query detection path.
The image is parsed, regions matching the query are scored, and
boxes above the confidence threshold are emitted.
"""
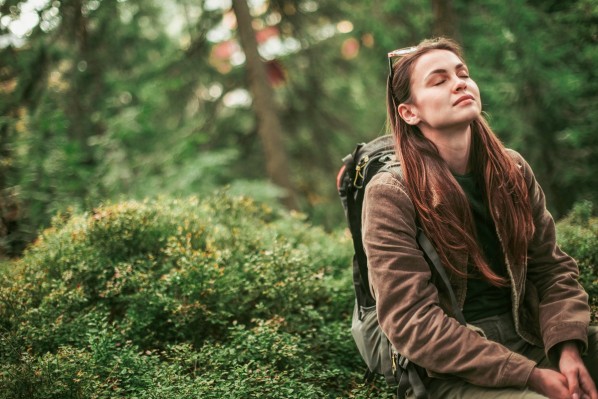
[409,313,598,398]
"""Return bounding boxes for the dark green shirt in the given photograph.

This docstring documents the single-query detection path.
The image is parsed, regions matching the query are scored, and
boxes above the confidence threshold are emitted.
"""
[454,173,512,322]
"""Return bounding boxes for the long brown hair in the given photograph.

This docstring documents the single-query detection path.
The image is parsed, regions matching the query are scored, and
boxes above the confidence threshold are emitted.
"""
[387,38,534,286]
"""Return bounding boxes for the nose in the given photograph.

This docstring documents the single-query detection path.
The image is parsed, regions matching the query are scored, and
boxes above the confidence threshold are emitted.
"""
[453,77,467,92]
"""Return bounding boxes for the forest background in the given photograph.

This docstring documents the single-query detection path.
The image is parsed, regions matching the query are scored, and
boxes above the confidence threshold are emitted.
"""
[1,0,597,254]
[0,0,597,398]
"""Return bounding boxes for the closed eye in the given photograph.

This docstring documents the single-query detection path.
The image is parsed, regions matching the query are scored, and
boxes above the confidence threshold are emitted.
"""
[457,68,470,78]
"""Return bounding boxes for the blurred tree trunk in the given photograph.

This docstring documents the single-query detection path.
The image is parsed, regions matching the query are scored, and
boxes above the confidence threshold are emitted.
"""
[0,43,49,256]
[231,0,298,210]
[63,0,100,166]
[431,0,459,40]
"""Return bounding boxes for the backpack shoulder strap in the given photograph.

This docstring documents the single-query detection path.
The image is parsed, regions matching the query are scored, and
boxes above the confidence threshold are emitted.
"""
[383,163,466,326]
[379,161,402,179]
[417,230,466,325]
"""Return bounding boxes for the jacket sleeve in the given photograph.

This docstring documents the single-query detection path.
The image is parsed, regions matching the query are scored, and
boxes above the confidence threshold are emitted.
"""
[362,172,536,388]
[515,152,590,360]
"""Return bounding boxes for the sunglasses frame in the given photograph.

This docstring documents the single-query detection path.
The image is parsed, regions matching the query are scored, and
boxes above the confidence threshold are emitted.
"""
[387,46,418,106]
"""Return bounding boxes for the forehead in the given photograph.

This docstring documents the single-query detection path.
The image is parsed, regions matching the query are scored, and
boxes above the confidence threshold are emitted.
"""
[410,49,465,81]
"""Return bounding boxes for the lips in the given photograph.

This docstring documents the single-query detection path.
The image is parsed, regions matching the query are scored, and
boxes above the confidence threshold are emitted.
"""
[453,94,475,106]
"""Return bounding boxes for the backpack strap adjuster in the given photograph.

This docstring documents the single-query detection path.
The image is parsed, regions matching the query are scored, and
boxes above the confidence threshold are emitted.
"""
[353,155,369,189]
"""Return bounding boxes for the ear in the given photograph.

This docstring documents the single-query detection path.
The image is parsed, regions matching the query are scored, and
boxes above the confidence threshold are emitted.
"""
[397,103,420,125]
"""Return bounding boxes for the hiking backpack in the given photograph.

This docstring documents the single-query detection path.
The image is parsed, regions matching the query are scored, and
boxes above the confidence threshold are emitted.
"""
[337,134,466,399]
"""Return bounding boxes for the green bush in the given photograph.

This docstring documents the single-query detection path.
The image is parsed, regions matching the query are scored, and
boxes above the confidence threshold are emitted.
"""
[3,193,592,398]
[0,193,385,398]
[556,200,598,322]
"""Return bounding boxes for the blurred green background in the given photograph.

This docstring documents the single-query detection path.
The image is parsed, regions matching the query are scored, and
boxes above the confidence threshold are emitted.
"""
[1,0,598,257]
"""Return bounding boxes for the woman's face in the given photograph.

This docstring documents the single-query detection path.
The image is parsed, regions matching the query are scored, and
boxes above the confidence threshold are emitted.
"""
[400,49,481,133]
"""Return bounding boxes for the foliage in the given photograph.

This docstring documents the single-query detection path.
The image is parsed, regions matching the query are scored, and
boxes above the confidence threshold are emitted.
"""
[556,200,598,321]
[0,193,392,398]
[1,0,597,256]
[459,0,598,217]
[0,194,596,397]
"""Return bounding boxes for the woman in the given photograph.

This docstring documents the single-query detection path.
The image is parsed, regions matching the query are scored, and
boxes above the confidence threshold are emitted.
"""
[362,37,597,398]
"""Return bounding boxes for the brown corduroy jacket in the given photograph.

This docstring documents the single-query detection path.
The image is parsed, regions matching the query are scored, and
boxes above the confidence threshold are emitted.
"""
[362,149,590,388]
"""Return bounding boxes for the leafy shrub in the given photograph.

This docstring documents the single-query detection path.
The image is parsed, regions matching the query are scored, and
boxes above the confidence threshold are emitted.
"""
[2,195,343,349]
[556,201,598,321]
[4,194,591,398]
[0,193,380,398]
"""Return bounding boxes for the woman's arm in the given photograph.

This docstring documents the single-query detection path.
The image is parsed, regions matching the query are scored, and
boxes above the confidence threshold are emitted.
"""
[513,151,591,359]
[362,172,535,388]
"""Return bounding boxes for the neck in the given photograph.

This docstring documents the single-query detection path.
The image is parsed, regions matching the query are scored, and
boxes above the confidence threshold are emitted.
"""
[421,124,472,175]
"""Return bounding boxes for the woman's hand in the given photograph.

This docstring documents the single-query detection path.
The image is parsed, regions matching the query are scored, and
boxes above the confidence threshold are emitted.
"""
[527,367,570,398]
[559,341,598,399]
[528,341,598,399]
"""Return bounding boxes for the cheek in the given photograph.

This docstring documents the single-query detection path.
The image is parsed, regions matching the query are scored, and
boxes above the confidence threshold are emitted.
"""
[470,80,481,98]
[414,92,441,110]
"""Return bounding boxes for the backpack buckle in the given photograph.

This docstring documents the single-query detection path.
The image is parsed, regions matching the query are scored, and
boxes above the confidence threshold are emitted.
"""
[353,155,369,189]
[398,355,409,369]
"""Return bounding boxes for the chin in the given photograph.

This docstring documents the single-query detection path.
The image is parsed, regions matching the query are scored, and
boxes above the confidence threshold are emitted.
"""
[462,109,481,124]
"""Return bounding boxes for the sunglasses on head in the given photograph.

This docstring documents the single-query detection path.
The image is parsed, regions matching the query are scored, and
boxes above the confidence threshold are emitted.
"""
[387,46,417,106]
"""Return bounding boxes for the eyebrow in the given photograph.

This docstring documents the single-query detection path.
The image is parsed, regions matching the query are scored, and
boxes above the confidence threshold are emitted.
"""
[424,63,468,81]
